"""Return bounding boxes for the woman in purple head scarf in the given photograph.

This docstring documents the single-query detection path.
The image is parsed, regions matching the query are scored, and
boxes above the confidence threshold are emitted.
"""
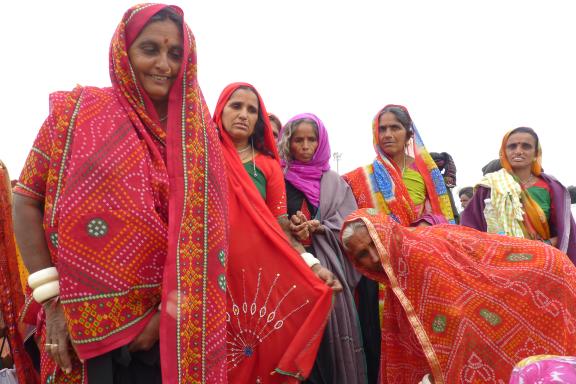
[278,113,366,384]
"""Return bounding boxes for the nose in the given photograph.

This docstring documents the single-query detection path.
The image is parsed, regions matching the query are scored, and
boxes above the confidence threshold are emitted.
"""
[238,107,248,120]
[155,52,171,75]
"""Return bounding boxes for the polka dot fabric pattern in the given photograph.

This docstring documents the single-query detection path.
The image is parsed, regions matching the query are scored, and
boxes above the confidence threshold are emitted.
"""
[15,4,228,383]
[343,209,576,384]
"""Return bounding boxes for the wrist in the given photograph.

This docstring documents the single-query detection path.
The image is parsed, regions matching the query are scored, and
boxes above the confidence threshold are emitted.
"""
[300,252,320,268]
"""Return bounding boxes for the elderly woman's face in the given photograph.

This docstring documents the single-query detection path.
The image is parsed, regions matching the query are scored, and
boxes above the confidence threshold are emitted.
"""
[290,122,318,163]
[345,225,383,273]
[377,112,410,159]
[128,19,183,108]
[222,89,259,146]
[505,132,537,173]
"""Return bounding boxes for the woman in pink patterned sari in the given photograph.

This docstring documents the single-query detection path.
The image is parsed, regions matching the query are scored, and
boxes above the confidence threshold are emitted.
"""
[13,4,227,383]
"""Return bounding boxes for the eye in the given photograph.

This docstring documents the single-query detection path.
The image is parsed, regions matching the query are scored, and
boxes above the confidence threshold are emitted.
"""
[248,106,258,114]
[169,48,183,60]
[140,43,158,55]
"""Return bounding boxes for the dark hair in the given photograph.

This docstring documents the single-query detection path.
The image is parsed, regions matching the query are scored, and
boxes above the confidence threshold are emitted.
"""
[482,158,502,175]
[507,126,539,155]
[568,186,576,204]
[148,7,183,31]
[458,187,473,198]
[378,105,413,138]
[235,86,271,156]
[268,114,282,132]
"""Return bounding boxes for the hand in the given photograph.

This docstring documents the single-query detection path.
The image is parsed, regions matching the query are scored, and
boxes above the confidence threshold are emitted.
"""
[44,299,76,374]
[311,264,343,293]
[290,212,310,241]
[128,311,160,352]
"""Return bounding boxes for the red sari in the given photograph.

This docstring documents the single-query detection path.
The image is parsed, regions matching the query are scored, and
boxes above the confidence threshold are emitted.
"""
[0,162,38,384]
[343,209,576,383]
[15,5,227,383]
[213,83,333,383]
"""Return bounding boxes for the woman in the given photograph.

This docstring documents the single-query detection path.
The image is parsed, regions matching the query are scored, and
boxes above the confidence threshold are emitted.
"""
[458,187,473,210]
[13,5,228,383]
[461,127,576,263]
[341,208,576,383]
[343,104,454,383]
[213,84,334,383]
[268,113,282,141]
[0,161,37,383]
[278,113,366,384]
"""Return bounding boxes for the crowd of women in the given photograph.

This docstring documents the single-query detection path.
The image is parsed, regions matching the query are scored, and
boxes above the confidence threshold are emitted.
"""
[1,3,576,384]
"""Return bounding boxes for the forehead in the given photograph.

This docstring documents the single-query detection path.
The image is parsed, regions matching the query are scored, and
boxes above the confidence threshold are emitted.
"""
[228,89,259,105]
[134,19,182,44]
[378,112,402,126]
[506,132,536,146]
[292,122,317,137]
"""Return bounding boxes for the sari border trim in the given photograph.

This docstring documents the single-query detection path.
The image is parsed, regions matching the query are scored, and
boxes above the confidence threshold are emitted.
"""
[71,306,155,344]
[198,84,210,383]
[362,217,444,384]
[51,89,83,227]
[60,283,161,303]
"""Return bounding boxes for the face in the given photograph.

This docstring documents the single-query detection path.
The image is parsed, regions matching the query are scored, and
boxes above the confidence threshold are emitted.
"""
[128,19,183,108]
[505,132,537,172]
[290,122,319,163]
[270,121,280,141]
[222,89,259,145]
[460,194,471,209]
[345,225,383,273]
[377,112,410,158]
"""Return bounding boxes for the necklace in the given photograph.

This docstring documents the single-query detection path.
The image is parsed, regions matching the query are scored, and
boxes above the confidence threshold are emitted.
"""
[519,174,536,186]
[236,144,251,154]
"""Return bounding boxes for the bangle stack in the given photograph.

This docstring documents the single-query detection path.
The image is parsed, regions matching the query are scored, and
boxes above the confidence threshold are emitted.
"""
[300,252,320,268]
[28,267,60,303]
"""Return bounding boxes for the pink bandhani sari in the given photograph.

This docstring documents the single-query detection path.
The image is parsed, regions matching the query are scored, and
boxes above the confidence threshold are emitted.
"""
[15,4,227,383]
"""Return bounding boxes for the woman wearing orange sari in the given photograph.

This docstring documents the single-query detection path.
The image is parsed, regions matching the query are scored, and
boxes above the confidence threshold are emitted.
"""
[461,127,576,264]
[343,105,454,383]
[341,208,576,383]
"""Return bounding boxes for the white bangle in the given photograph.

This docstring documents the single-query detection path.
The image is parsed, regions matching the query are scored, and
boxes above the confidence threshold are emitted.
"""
[300,252,320,268]
[32,280,60,303]
[28,267,59,290]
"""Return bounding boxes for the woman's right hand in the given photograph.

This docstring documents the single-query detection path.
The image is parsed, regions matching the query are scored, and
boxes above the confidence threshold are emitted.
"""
[44,299,76,374]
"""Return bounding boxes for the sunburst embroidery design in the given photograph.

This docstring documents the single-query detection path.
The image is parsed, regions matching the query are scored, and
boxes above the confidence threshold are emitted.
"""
[227,268,311,369]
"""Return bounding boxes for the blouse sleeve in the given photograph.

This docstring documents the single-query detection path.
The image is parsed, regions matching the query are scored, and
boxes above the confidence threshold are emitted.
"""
[259,155,287,218]
[13,115,55,201]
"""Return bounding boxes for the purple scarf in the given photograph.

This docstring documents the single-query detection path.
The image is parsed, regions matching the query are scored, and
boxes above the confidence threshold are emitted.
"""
[281,113,331,208]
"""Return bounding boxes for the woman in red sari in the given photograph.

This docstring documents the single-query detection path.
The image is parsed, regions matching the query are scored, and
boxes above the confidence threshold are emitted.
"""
[13,4,227,383]
[341,208,576,383]
[213,83,335,383]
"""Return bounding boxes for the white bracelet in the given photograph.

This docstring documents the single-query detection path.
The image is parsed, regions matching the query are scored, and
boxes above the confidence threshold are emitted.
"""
[28,267,59,290]
[32,280,60,303]
[300,252,320,268]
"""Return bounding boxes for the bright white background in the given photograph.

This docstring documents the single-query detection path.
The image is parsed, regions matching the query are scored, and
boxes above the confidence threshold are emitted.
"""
[2,1,575,210]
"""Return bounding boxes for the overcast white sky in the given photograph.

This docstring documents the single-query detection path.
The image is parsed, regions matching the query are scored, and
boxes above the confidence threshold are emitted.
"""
[2,1,575,208]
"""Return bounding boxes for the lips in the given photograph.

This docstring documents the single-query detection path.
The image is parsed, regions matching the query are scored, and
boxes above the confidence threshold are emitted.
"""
[148,74,171,82]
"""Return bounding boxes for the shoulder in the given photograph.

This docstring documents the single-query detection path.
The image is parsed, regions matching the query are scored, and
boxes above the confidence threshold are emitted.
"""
[343,166,368,182]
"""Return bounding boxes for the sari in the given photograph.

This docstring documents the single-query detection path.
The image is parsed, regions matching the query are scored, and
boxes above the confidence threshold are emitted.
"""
[342,105,454,383]
[343,208,576,383]
[214,84,332,383]
[461,131,576,264]
[342,104,454,226]
[280,114,366,384]
[0,161,38,384]
[15,4,228,383]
